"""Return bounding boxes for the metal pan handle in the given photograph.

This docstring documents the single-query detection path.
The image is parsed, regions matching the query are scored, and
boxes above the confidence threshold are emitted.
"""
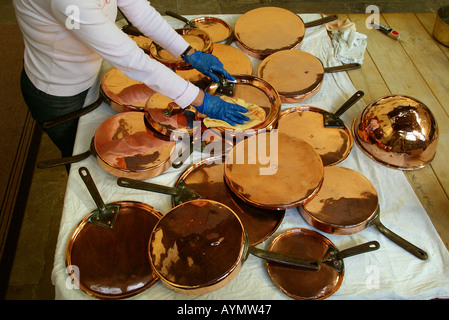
[304,14,338,28]
[165,11,194,27]
[334,90,364,118]
[36,150,92,169]
[117,177,179,196]
[249,246,320,271]
[324,63,361,73]
[336,241,380,260]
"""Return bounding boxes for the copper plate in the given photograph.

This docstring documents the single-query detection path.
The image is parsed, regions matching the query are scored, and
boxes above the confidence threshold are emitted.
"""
[101,68,157,112]
[353,95,438,170]
[149,28,213,70]
[234,7,306,59]
[191,17,233,43]
[175,156,285,245]
[299,166,378,234]
[94,112,176,179]
[148,199,246,295]
[224,131,324,210]
[257,50,324,103]
[278,107,353,166]
[65,201,162,299]
[266,228,343,300]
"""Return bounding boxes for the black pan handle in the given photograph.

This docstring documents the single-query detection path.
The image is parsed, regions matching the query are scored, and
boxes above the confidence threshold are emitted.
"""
[324,63,361,73]
[304,14,338,28]
[334,90,364,118]
[336,241,380,260]
[36,150,92,169]
[165,11,191,24]
[79,167,107,214]
[117,177,179,196]
[43,95,103,129]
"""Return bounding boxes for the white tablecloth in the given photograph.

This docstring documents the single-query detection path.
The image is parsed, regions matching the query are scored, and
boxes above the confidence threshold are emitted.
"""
[51,14,449,300]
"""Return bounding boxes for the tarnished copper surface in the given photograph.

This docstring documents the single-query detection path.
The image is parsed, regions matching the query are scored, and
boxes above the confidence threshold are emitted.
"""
[65,201,162,300]
[94,112,175,179]
[278,107,353,166]
[206,75,282,136]
[148,200,246,295]
[101,68,156,112]
[299,166,379,235]
[149,28,213,70]
[234,7,306,59]
[191,17,232,43]
[266,228,342,300]
[353,95,438,170]
[175,156,284,245]
[224,132,324,210]
[176,43,253,87]
[257,50,324,103]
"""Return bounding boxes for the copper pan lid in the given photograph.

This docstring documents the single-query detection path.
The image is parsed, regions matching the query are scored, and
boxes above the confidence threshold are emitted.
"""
[101,68,157,112]
[148,199,246,295]
[234,7,305,59]
[224,131,324,210]
[175,156,285,245]
[278,106,353,166]
[190,17,233,43]
[299,166,379,235]
[257,50,324,103]
[93,112,176,179]
[353,95,438,170]
[65,201,162,299]
[149,28,213,70]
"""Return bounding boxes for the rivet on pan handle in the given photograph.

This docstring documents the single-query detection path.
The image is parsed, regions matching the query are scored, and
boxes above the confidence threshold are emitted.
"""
[323,241,380,272]
[323,90,364,128]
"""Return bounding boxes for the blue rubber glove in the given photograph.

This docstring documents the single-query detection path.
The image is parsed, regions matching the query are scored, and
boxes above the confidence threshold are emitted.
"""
[182,50,235,84]
[196,90,249,126]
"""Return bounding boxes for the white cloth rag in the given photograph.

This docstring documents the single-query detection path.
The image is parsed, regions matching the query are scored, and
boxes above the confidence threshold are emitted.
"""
[331,28,367,64]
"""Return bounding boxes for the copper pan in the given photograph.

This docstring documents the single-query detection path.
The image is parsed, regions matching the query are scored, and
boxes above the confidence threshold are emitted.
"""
[353,95,438,170]
[278,91,364,166]
[234,7,337,59]
[166,11,233,43]
[149,28,213,70]
[224,131,324,210]
[38,112,178,180]
[148,200,319,295]
[65,167,162,299]
[118,155,285,246]
[298,166,428,260]
[42,68,157,129]
[257,50,360,103]
[266,228,379,300]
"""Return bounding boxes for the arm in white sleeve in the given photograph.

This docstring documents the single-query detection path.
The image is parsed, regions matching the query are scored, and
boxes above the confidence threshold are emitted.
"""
[50,0,198,107]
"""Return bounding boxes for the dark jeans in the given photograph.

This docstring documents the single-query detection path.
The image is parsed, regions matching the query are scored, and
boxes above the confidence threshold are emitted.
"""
[20,69,89,158]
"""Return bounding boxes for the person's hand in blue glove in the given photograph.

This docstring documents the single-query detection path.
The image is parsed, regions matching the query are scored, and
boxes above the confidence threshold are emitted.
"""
[182,48,235,84]
[195,90,249,126]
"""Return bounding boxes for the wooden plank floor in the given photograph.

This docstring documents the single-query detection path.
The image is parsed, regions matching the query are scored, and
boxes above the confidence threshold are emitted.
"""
[340,12,449,251]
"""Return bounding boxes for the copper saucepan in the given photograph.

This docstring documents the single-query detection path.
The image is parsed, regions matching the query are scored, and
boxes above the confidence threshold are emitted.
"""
[148,199,319,295]
[224,131,324,210]
[298,166,428,260]
[149,28,213,70]
[118,155,285,246]
[166,11,233,43]
[257,50,360,103]
[38,112,179,180]
[65,167,162,299]
[266,228,379,300]
[43,68,157,129]
[234,7,337,59]
[277,91,364,166]
[353,95,438,170]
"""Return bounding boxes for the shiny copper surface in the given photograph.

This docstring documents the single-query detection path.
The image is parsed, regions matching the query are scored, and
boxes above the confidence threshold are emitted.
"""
[176,43,253,86]
[94,112,176,179]
[257,50,324,103]
[65,201,162,300]
[175,156,284,245]
[148,199,246,295]
[278,107,353,166]
[266,228,343,300]
[224,132,324,210]
[128,34,153,53]
[353,95,438,170]
[191,17,232,43]
[206,75,281,136]
[101,68,156,112]
[299,166,379,235]
[433,6,449,47]
[149,28,213,70]
[234,7,305,59]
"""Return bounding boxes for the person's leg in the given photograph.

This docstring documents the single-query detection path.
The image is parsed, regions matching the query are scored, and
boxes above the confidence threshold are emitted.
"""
[20,69,89,158]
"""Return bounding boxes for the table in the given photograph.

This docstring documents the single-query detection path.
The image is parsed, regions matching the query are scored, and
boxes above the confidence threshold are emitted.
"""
[51,13,449,300]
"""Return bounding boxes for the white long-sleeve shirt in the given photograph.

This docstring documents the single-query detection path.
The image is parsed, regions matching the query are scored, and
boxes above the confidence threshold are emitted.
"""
[13,0,199,107]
